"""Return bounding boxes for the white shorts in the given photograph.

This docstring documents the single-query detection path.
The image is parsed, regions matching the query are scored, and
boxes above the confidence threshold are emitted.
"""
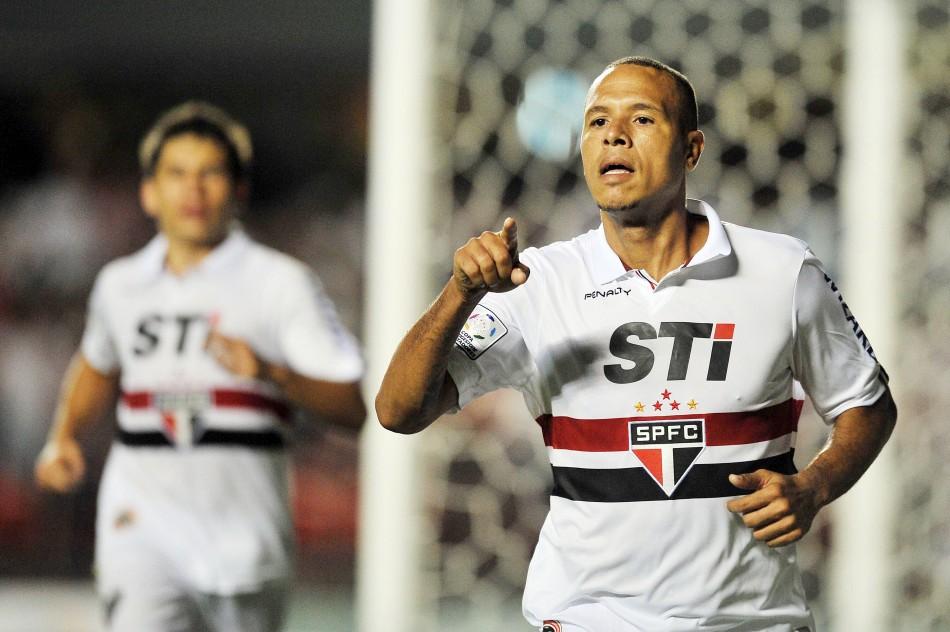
[97,545,288,632]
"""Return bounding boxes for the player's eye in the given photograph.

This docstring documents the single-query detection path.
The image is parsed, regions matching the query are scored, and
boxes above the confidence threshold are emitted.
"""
[590,117,607,127]
[634,116,654,125]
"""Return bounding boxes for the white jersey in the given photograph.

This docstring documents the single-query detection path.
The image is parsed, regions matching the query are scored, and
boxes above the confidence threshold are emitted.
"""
[447,200,885,631]
[82,229,363,595]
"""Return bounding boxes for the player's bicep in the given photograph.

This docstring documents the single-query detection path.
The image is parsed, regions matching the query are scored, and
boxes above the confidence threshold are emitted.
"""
[439,372,461,415]
[446,300,535,412]
[80,272,120,374]
[77,353,119,381]
[65,353,120,416]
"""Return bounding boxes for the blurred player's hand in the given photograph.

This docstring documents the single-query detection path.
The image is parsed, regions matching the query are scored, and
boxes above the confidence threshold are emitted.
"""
[35,437,86,493]
[206,329,264,380]
[453,217,530,299]
[726,469,821,547]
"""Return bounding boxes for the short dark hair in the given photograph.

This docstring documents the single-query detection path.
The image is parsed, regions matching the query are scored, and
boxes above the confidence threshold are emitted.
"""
[605,56,698,135]
[138,101,252,180]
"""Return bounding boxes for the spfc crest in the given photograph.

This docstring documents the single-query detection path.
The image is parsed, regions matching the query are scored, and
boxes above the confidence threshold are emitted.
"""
[155,391,211,447]
[629,418,706,496]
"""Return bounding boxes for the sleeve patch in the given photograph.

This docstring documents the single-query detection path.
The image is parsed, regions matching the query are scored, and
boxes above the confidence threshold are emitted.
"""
[455,306,509,360]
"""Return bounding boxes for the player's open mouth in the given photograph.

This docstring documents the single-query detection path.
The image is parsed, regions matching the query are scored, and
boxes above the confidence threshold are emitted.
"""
[600,160,634,176]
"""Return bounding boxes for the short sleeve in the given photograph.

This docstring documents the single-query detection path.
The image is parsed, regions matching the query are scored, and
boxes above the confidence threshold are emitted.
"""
[273,268,364,383]
[791,251,886,422]
[80,270,119,374]
[446,294,538,412]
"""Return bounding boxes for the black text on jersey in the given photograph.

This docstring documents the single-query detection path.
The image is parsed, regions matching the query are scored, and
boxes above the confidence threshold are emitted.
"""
[133,313,209,356]
[604,321,734,384]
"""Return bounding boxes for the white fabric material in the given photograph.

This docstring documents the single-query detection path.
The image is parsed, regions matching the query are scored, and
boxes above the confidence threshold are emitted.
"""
[98,546,288,632]
[447,199,882,631]
[792,254,886,421]
[84,229,363,595]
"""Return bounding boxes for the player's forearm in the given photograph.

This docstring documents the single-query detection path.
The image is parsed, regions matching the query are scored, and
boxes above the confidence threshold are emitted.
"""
[262,364,366,431]
[796,387,897,508]
[46,354,118,443]
[376,280,486,434]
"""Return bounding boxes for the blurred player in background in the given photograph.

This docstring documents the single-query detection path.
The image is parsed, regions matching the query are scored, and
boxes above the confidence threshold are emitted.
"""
[376,57,896,631]
[34,102,366,632]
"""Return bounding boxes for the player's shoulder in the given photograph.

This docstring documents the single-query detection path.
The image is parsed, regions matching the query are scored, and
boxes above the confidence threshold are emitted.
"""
[93,236,164,291]
[243,237,309,275]
[521,226,600,270]
[722,221,810,267]
[240,236,325,296]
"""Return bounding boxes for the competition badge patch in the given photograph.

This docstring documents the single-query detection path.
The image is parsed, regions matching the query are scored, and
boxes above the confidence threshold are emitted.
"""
[455,306,508,360]
[629,418,706,496]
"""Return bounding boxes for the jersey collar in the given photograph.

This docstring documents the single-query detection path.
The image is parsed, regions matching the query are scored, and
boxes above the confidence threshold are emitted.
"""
[591,198,733,285]
[137,225,250,281]
[683,198,732,267]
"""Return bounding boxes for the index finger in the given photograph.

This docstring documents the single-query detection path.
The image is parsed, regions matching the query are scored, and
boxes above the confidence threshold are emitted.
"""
[497,217,518,250]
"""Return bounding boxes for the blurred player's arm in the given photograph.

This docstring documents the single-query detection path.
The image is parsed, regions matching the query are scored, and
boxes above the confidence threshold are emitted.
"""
[35,353,118,493]
[206,331,365,431]
[728,385,897,547]
[375,217,529,434]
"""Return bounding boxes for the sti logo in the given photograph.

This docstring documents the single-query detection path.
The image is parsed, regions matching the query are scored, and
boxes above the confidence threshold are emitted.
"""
[605,321,735,383]
[629,419,706,496]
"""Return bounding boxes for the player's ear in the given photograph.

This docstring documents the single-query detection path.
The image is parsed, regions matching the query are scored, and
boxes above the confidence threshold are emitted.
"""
[685,129,704,171]
[140,178,158,219]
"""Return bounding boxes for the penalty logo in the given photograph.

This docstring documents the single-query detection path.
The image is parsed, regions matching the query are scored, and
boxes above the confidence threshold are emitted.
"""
[455,306,508,360]
[629,419,706,496]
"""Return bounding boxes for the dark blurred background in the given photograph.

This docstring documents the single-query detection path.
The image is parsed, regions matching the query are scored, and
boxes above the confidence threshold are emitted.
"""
[0,0,371,592]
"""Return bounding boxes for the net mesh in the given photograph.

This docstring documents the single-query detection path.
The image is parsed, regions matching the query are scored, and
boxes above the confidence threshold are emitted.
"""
[894,2,950,630]
[418,0,948,628]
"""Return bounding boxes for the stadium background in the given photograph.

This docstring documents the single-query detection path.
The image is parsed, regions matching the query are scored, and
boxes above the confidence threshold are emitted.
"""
[0,1,947,630]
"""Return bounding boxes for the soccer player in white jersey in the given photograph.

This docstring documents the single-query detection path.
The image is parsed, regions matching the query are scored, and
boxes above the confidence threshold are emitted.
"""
[34,102,366,632]
[376,57,897,631]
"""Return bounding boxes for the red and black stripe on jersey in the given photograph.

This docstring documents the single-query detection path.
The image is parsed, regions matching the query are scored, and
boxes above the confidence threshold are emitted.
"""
[537,399,803,503]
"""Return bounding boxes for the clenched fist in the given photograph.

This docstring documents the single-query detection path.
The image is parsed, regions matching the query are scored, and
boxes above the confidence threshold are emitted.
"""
[726,469,822,547]
[35,437,86,493]
[206,329,265,380]
[453,217,531,298]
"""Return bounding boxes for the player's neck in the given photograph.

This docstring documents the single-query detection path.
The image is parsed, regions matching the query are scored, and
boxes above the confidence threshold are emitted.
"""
[164,236,225,276]
[602,205,708,281]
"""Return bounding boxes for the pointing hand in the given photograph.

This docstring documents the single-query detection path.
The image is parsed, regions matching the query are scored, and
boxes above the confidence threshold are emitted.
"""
[452,217,531,299]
